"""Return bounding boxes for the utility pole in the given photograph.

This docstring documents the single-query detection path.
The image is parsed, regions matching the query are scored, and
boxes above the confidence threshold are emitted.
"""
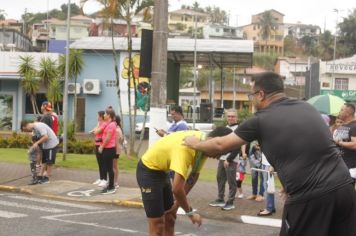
[193,14,197,128]
[62,0,71,160]
[149,0,168,145]
[332,9,339,90]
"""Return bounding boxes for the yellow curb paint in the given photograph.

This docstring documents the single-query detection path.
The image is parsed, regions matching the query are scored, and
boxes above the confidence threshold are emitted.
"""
[0,185,143,208]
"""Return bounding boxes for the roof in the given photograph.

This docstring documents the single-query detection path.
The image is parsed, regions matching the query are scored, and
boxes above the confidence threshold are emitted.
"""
[169,9,208,17]
[70,37,254,68]
[254,9,285,17]
[71,15,93,21]
[277,57,309,64]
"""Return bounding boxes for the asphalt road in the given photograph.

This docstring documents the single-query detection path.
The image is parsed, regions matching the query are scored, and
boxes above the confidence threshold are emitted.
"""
[0,191,280,236]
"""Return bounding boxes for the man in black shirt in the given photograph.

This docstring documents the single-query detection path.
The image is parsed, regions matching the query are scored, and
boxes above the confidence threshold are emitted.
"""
[334,103,356,187]
[183,72,356,236]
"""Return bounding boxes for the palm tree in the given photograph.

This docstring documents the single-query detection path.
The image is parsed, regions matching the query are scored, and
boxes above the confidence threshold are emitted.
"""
[21,71,40,115]
[38,57,58,87]
[58,49,84,130]
[338,9,356,56]
[47,79,63,115]
[18,55,40,115]
[258,11,278,54]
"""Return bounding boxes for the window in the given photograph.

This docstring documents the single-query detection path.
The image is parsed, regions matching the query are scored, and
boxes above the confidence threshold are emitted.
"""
[215,28,220,33]
[106,80,117,87]
[335,78,348,90]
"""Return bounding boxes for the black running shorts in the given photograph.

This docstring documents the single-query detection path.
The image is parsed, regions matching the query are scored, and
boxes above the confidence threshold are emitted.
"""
[136,160,174,218]
[42,148,57,165]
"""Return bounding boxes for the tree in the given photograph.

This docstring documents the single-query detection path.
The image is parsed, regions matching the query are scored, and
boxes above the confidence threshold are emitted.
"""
[258,10,278,54]
[61,3,81,18]
[283,35,298,56]
[0,9,6,20]
[205,6,228,24]
[21,70,40,115]
[58,49,84,131]
[317,30,334,60]
[338,9,356,56]
[46,79,63,115]
[38,57,58,87]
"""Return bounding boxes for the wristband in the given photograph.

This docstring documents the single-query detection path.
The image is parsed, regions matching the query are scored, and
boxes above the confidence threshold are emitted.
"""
[185,210,194,217]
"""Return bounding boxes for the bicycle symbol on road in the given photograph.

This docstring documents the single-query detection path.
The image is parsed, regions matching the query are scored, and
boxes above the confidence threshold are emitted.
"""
[67,189,96,197]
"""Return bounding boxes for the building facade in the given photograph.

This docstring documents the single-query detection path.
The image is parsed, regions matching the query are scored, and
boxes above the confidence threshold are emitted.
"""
[319,55,356,102]
[241,9,284,54]
[274,57,309,85]
[203,24,243,39]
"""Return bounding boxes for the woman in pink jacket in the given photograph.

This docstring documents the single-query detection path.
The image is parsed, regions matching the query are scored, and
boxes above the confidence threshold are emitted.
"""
[98,109,117,194]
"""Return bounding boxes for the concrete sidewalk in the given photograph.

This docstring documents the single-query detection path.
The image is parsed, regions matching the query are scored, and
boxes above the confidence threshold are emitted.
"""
[0,162,284,224]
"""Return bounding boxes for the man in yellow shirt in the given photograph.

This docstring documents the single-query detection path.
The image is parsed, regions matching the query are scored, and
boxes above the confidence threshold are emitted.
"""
[136,127,231,236]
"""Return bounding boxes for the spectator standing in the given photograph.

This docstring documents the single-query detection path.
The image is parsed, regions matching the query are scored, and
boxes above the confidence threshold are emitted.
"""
[334,103,356,187]
[247,141,265,201]
[257,153,276,216]
[98,109,117,194]
[236,155,247,199]
[90,111,108,187]
[184,72,356,236]
[114,115,124,188]
[209,109,239,210]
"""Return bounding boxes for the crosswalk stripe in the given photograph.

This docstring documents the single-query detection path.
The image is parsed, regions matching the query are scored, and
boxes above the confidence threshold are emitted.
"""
[8,195,102,210]
[0,210,27,218]
[0,200,67,213]
[240,215,282,228]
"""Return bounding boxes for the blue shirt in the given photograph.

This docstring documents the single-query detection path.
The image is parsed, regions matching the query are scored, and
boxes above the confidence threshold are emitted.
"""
[168,120,189,133]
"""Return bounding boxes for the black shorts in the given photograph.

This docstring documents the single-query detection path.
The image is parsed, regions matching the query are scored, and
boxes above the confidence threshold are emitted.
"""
[42,148,57,165]
[113,154,120,159]
[136,160,174,218]
[280,184,356,236]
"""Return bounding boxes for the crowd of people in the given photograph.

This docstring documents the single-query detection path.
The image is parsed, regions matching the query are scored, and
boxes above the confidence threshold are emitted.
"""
[19,71,356,236]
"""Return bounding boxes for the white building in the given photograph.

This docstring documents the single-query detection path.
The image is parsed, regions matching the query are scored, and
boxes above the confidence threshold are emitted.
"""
[319,55,356,101]
[274,57,309,85]
[203,24,243,39]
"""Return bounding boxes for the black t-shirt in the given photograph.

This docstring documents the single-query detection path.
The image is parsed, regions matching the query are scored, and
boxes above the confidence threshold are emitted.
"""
[235,97,352,203]
[334,120,356,168]
[40,113,53,129]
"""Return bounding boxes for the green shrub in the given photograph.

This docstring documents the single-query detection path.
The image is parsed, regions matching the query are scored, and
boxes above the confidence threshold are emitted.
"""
[58,120,75,141]
[4,133,31,148]
[0,133,95,154]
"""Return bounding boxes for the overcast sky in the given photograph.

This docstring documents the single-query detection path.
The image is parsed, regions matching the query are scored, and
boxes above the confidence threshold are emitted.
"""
[1,0,355,32]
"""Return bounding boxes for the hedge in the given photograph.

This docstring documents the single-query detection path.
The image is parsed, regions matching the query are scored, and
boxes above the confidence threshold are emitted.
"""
[0,133,96,154]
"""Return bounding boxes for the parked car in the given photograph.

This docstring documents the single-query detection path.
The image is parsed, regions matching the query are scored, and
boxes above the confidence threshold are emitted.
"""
[135,122,214,139]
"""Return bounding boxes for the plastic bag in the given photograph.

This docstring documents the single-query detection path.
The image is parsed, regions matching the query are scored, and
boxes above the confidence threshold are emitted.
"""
[267,173,275,194]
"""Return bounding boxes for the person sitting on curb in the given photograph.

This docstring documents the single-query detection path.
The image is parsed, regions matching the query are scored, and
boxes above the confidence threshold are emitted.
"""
[136,127,232,236]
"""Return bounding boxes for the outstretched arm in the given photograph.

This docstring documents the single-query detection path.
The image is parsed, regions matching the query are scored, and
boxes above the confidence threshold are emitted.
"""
[184,132,247,157]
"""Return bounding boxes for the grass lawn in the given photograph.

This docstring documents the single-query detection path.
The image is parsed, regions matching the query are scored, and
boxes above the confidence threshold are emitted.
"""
[0,148,280,186]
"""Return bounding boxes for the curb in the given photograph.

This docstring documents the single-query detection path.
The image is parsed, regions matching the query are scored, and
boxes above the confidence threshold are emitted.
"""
[0,184,143,208]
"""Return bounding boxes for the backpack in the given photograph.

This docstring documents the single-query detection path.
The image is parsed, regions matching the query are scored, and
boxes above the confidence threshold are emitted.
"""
[51,114,58,135]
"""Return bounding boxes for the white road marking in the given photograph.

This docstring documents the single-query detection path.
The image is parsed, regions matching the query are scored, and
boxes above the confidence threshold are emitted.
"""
[8,195,102,210]
[0,200,66,213]
[240,215,282,228]
[42,210,145,234]
[0,210,27,218]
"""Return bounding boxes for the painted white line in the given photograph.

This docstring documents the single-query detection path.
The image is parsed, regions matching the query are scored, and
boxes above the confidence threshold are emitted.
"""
[0,210,27,218]
[0,200,67,213]
[42,210,145,234]
[8,195,102,210]
[240,215,282,228]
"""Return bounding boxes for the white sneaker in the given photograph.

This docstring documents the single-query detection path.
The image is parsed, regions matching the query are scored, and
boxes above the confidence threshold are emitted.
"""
[238,194,244,199]
[98,180,108,187]
[115,184,119,189]
[93,179,101,185]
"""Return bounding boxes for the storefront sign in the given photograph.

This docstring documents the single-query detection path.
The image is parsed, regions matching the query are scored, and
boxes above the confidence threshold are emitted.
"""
[326,63,356,74]
[320,89,356,101]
